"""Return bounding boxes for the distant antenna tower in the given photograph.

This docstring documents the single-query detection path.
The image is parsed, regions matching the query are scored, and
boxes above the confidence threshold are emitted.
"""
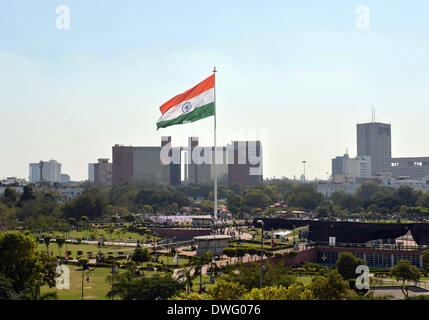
[372,105,375,123]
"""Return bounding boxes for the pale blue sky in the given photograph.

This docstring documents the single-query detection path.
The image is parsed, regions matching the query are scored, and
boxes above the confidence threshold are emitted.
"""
[1,0,429,181]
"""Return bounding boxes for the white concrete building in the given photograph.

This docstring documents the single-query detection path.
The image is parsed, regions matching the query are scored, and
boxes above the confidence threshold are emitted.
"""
[0,177,27,186]
[57,187,84,203]
[88,163,95,182]
[383,176,429,192]
[191,216,213,227]
[318,176,429,199]
[344,156,372,177]
[194,235,232,256]
[317,183,361,198]
[29,160,62,183]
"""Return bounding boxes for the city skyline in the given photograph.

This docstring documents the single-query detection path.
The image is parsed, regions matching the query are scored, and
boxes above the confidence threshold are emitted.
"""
[2,1,429,181]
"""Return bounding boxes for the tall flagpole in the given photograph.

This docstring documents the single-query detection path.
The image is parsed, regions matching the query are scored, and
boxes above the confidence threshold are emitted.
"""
[213,66,218,222]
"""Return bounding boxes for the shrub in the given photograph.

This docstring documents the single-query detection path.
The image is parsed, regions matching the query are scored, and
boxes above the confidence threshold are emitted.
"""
[78,257,89,266]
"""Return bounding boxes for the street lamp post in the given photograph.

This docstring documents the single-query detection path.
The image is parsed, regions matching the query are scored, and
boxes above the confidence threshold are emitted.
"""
[111,264,118,300]
[302,161,307,182]
[39,160,44,184]
[257,219,264,289]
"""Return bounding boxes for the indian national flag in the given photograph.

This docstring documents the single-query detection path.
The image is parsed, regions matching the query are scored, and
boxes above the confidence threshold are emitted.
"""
[157,74,215,129]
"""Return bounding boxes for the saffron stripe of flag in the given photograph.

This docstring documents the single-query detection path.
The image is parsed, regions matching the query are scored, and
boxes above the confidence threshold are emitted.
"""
[157,74,215,129]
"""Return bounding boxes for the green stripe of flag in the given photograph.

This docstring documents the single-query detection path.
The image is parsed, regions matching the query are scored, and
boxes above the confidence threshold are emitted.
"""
[156,102,214,129]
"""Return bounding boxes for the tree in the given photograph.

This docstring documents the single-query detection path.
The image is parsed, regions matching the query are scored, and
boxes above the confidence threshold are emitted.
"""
[207,280,247,300]
[43,236,52,254]
[1,187,18,207]
[330,190,347,206]
[131,248,151,266]
[310,269,353,300]
[0,203,17,230]
[78,257,89,267]
[370,189,401,213]
[356,182,380,202]
[0,231,57,299]
[222,248,236,263]
[193,252,213,290]
[18,185,35,206]
[422,250,429,276]
[176,267,196,295]
[0,274,19,300]
[235,248,247,262]
[62,191,108,220]
[417,193,429,208]
[390,260,420,297]
[222,261,295,291]
[170,292,213,300]
[287,184,324,211]
[316,200,334,217]
[199,200,214,213]
[396,186,419,207]
[241,284,313,300]
[336,252,366,281]
[242,189,271,209]
[141,205,154,215]
[107,272,184,300]
[226,194,242,215]
[56,238,66,257]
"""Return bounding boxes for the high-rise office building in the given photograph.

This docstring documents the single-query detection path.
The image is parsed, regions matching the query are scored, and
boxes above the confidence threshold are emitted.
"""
[184,137,228,185]
[112,137,180,185]
[228,141,263,186]
[391,157,429,179]
[29,160,62,183]
[332,154,349,176]
[357,122,392,176]
[344,156,372,177]
[112,137,263,186]
[88,158,112,186]
[88,164,95,182]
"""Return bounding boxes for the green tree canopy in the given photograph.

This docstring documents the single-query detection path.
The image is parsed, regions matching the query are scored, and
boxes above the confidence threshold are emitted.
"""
[390,260,420,297]
[0,231,57,299]
[336,252,366,281]
[310,269,353,300]
[107,273,184,300]
[63,191,108,220]
[131,248,151,265]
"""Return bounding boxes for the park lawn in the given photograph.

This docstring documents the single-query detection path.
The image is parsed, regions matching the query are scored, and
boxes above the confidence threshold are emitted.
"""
[38,241,191,265]
[41,265,174,300]
[294,276,313,287]
[372,276,429,289]
[38,243,134,258]
[46,229,162,242]
[150,254,190,267]
[41,265,114,300]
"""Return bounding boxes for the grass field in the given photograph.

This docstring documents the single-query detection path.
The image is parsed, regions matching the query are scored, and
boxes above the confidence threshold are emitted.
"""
[38,242,192,267]
[41,265,115,300]
[41,263,214,300]
[46,229,162,242]
[41,264,186,300]
[294,276,313,286]
[38,243,134,258]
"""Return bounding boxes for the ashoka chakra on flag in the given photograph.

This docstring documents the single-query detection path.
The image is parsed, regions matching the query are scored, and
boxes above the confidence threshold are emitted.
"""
[156,74,215,129]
